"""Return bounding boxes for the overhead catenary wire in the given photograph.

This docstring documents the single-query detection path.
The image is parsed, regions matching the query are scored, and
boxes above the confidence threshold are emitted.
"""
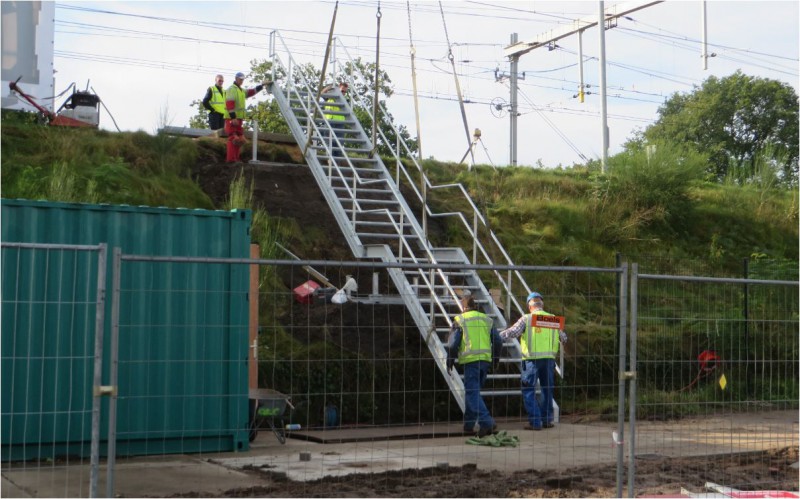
[55,8,796,87]
[439,1,474,166]
[513,82,590,163]
[54,2,797,168]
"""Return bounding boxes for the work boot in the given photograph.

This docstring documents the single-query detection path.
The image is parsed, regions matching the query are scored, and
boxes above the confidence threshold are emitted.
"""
[543,422,555,429]
[523,423,542,431]
[477,426,493,437]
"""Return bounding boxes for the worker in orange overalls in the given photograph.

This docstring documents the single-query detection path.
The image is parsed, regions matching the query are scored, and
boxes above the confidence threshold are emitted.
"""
[224,72,265,163]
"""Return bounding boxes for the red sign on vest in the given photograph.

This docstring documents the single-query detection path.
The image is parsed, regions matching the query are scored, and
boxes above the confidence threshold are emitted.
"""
[532,315,565,330]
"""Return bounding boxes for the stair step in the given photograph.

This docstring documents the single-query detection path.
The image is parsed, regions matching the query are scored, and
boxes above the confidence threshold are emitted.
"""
[310,144,370,153]
[333,186,394,195]
[295,119,359,129]
[398,257,469,264]
[339,198,399,206]
[405,270,473,277]
[316,160,382,171]
[354,220,413,227]
[481,390,522,397]
[410,283,479,290]
[459,373,520,380]
[355,211,404,218]
[357,233,422,239]
[323,170,385,181]
[287,89,344,100]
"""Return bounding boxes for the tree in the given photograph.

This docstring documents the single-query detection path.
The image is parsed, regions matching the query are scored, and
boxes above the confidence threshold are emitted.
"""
[187,58,418,157]
[637,71,798,184]
[341,58,417,157]
[188,99,208,129]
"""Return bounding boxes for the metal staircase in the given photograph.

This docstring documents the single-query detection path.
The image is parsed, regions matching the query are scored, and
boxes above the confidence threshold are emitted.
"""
[267,31,559,417]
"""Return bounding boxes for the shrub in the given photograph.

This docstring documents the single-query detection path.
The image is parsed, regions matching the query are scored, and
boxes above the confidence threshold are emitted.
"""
[589,142,707,243]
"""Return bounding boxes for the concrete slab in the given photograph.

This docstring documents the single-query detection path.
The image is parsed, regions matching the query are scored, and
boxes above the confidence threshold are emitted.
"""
[2,457,270,498]
[1,410,796,498]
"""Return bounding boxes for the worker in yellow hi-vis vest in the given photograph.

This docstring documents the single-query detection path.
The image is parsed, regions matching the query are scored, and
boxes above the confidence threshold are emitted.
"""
[320,81,349,160]
[224,71,265,163]
[445,294,503,437]
[499,292,567,431]
[202,74,227,131]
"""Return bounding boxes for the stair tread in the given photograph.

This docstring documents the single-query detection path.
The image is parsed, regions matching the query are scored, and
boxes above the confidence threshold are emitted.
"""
[340,198,399,205]
[331,185,394,196]
[357,233,421,239]
[355,220,413,226]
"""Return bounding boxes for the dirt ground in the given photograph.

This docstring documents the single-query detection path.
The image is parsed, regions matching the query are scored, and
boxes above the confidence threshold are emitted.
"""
[163,447,798,498]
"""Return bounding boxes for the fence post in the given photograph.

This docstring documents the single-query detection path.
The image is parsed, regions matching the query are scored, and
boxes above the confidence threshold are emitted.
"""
[89,243,107,499]
[627,263,639,498]
[615,261,628,498]
[743,257,750,397]
[106,247,122,499]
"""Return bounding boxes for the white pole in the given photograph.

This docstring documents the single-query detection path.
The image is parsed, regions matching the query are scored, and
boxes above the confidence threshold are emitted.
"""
[598,1,609,172]
[578,30,585,103]
[701,1,708,70]
[509,33,519,166]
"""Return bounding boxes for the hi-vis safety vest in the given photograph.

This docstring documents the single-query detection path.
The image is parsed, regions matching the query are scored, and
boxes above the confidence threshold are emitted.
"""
[454,310,493,364]
[225,84,248,119]
[520,311,559,360]
[324,98,345,121]
[208,85,226,114]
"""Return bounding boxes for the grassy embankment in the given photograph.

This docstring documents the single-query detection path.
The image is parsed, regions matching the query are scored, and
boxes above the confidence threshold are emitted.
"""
[2,117,797,422]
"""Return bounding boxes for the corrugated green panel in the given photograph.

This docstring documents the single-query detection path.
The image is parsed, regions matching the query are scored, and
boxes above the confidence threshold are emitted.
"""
[1,199,252,459]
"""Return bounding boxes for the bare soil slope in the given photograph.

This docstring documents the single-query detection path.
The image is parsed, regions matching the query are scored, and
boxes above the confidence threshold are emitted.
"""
[164,447,797,498]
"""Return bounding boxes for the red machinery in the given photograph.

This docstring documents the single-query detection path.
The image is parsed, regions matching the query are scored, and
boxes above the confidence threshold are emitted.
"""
[8,77,99,127]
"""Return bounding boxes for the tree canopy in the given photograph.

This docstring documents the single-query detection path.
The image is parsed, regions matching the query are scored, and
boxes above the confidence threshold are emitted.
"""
[633,71,798,185]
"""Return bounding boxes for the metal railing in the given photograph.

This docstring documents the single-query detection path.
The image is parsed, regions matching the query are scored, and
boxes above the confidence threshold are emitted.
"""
[331,38,533,322]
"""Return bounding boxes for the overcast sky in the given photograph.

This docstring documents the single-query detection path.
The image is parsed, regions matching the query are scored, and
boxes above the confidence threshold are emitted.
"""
[53,1,799,168]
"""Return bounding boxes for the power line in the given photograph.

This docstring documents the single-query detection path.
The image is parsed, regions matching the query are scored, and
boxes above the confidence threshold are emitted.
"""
[626,21,799,62]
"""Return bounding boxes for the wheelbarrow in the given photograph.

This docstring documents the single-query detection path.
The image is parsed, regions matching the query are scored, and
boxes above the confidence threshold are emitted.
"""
[249,388,294,444]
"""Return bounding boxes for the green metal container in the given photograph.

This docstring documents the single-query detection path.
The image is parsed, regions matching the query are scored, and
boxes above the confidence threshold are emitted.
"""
[1,200,252,459]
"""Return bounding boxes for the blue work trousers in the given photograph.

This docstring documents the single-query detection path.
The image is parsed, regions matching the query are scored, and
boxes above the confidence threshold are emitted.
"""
[462,360,495,432]
[521,358,555,428]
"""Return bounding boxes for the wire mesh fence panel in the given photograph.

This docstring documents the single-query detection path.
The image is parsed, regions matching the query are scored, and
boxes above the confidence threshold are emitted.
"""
[235,259,631,495]
[632,268,799,495]
[1,243,106,498]
[7,247,797,498]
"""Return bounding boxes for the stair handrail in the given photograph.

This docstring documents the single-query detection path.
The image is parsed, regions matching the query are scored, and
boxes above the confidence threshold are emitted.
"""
[333,39,532,318]
[334,43,568,383]
[269,30,466,323]
[363,208,462,329]
[268,32,395,211]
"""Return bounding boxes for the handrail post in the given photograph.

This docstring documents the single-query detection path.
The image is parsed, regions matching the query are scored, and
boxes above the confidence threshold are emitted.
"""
[250,120,258,163]
[472,211,478,264]
[399,210,405,261]
[351,173,357,224]
[505,271,512,322]
[269,32,276,81]
[422,176,428,243]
